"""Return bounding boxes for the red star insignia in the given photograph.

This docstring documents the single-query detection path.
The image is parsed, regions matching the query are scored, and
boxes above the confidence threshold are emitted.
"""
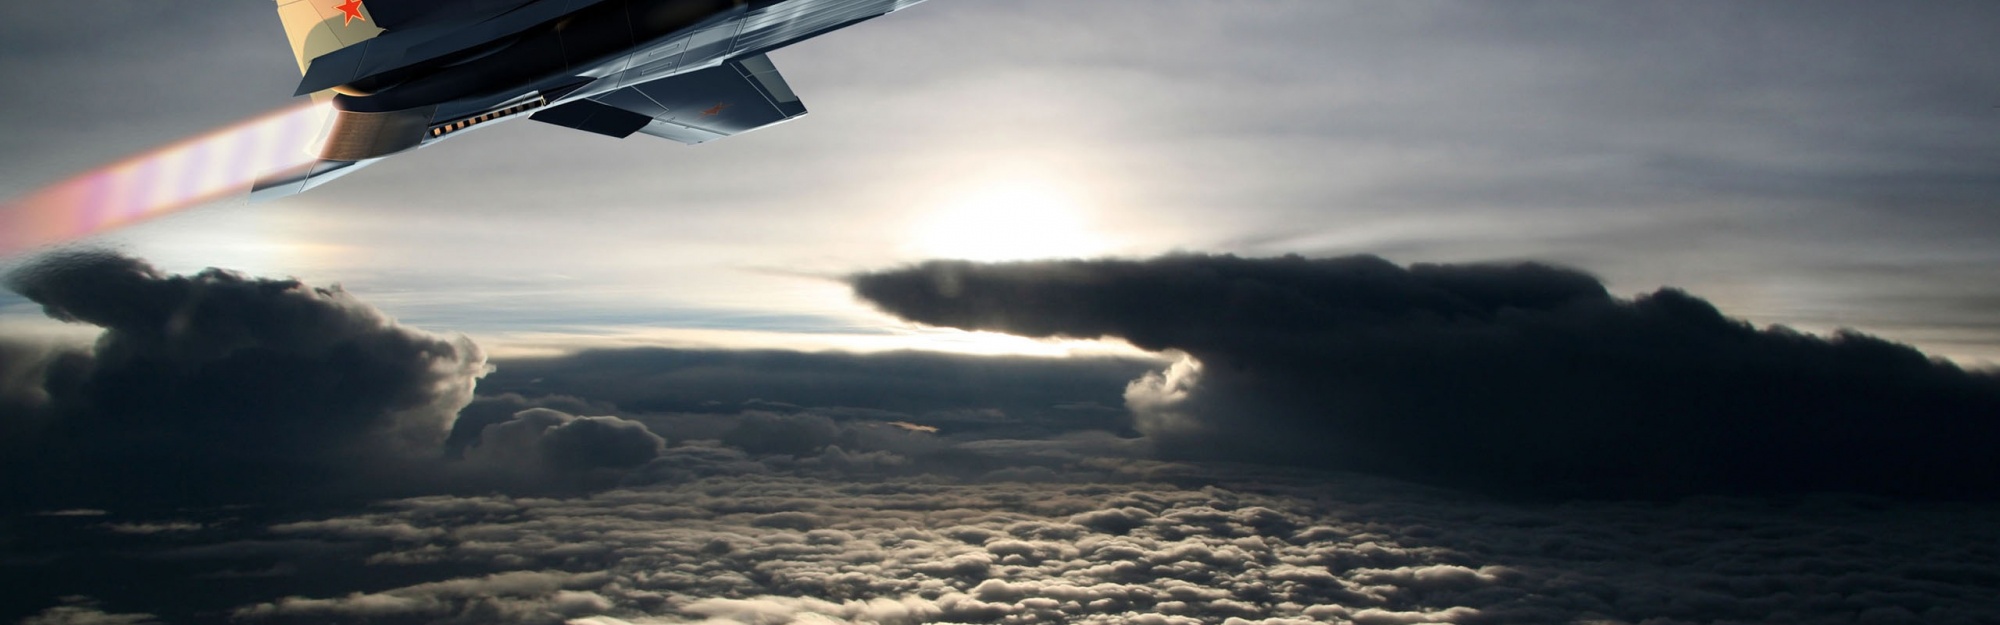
[701,103,730,117]
[334,0,367,26]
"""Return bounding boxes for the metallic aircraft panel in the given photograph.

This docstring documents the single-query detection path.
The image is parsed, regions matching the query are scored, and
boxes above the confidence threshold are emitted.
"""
[593,87,672,119]
[322,107,437,160]
[638,119,728,144]
[530,100,655,138]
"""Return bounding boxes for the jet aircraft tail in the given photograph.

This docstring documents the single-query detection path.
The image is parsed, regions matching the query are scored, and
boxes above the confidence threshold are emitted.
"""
[273,0,387,79]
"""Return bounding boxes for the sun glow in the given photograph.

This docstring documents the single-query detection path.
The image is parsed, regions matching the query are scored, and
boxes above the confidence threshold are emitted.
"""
[909,177,1109,262]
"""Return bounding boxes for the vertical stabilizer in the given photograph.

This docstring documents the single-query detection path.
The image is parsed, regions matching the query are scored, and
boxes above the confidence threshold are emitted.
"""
[274,0,386,76]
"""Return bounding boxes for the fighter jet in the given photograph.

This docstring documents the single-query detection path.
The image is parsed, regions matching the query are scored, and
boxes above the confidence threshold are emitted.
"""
[254,0,931,197]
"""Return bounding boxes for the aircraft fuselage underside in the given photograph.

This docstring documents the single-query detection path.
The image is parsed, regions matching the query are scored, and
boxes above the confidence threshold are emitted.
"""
[254,0,927,197]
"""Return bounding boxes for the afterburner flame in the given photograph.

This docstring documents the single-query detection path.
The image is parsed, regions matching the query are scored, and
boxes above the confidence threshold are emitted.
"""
[0,102,334,257]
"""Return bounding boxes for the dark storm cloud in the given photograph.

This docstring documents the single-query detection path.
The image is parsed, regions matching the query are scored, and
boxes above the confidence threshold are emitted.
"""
[853,254,2000,499]
[0,338,68,449]
[0,252,489,507]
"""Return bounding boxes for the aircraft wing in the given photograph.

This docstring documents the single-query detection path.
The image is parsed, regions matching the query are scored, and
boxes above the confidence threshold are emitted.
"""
[530,54,809,144]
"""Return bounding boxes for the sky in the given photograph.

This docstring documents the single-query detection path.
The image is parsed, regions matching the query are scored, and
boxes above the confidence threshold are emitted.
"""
[3,0,1999,361]
[3,1,2000,624]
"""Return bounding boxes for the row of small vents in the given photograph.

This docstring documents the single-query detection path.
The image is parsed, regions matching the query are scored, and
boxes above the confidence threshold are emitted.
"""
[430,98,548,137]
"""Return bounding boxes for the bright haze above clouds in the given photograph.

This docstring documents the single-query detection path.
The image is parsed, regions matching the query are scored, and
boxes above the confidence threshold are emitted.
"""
[1,0,1998,362]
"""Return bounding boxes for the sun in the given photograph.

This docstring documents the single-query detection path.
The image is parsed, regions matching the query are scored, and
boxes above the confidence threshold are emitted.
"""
[909,178,1108,262]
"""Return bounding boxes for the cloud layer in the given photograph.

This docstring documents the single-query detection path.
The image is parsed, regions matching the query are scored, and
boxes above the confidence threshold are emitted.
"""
[854,254,2000,498]
[223,469,2000,625]
[13,428,1999,624]
[7,253,1998,624]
